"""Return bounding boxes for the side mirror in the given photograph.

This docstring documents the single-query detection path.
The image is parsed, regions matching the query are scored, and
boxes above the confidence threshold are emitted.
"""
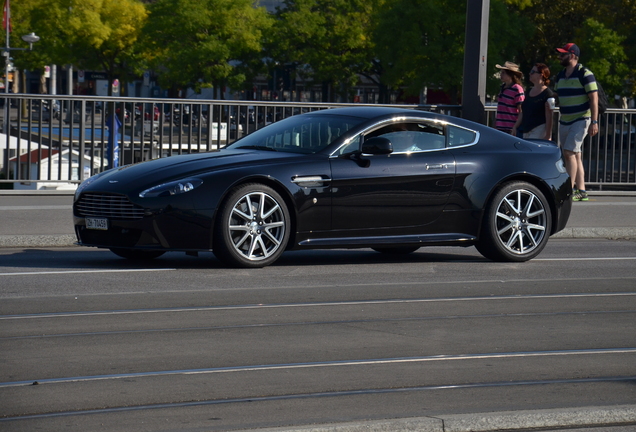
[361,137,393,155]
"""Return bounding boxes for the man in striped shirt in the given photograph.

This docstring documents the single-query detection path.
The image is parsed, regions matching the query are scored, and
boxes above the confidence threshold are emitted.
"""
[554,43,599,202]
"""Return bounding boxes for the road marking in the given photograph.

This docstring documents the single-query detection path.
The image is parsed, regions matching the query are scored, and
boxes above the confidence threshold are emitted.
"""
[575,202,636,205]
[1,292,634,320]
[3,309,634,341]
[0,268,175,277]
[535,257,636,261]
[1,348,634,388]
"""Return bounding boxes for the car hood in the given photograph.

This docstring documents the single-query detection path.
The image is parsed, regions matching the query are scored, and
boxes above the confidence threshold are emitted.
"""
[82,149,307,193]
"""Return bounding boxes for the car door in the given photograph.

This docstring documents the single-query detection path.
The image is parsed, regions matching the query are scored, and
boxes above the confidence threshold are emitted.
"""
[329,120,456,235]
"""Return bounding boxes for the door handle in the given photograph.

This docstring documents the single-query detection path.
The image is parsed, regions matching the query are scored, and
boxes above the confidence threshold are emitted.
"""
[426,164,446,170]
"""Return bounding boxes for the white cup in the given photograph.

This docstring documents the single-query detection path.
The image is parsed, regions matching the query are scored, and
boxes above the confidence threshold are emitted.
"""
[547,97,556,110]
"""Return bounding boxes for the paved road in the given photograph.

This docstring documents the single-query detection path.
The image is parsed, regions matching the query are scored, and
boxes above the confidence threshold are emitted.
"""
[1,238,635,431]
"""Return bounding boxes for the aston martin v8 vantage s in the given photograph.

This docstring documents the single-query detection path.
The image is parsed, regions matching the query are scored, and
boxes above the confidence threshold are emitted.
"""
[73,106,572,268]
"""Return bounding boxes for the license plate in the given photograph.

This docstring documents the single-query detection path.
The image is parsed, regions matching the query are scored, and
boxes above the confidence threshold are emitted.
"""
[86,217,108,230]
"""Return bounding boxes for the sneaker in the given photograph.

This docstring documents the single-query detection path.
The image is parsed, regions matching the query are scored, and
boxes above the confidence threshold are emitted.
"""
[572,189,589,201]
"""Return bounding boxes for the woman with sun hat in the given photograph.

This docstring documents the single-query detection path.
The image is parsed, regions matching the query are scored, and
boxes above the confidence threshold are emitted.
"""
[494,61,525,135]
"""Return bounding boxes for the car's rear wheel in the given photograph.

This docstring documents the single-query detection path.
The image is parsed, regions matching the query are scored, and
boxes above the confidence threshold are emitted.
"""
[476,182,552,262]
[214,183,290,268]
[372,246,420,254]
[109,248,165,260]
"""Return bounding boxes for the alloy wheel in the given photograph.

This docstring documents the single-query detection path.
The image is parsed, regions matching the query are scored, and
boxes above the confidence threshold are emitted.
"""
[494,188,548,255]
[228,191,286,261]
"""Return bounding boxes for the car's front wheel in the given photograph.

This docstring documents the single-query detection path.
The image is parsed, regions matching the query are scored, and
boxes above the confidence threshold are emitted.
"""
[476,182,552,262]
[213,183,290,268]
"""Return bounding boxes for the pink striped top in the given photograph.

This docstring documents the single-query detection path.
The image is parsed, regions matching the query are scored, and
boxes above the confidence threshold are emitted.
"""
[495,84,525,133]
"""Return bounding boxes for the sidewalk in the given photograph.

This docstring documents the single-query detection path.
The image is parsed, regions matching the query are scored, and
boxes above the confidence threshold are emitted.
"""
[1,191,636,248]
[235,405,636,432]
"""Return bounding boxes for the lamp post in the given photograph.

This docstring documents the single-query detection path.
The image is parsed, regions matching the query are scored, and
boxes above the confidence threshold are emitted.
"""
[4,32,41,93]
[461,0,490,124]
[2,28,40,132]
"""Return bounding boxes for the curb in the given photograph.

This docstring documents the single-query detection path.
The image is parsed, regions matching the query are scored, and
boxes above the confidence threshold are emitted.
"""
[234,405,636,432]
[552,227,636,239]
[0,235,77,248]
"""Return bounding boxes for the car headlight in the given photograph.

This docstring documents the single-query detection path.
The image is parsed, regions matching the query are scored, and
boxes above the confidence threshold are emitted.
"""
[139,178,203,198]
[556,159,567,173]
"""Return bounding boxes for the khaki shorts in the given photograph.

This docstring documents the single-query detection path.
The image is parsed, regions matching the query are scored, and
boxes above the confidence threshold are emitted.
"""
[559,119,590,153]
[523,124,547,140]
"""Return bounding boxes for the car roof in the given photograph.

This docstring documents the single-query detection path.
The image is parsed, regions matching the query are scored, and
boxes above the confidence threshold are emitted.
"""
[310,106,435,120]
[309,106,490,134]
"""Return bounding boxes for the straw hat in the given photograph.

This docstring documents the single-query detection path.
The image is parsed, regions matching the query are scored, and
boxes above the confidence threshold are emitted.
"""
[495,61,523,76]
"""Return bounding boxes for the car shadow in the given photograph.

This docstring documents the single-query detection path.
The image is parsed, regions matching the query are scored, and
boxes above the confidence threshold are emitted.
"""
[274,248,486,266]
[0,246,486,271]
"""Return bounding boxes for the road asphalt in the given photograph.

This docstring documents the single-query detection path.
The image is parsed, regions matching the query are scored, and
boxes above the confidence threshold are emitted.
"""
[1,190,635,432]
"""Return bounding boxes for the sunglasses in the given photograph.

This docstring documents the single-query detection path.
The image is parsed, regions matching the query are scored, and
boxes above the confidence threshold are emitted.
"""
[558,53,571,58]
[529,70,539,75]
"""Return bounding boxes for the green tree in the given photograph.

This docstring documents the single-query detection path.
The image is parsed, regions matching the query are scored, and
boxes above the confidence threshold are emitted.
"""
[510,0,632,97]
[575,18,627,97]
[7,0,51,92]
[373,0,533,103]
[614,0,636,94]
[268,0,382,102]
[19,0,149,95]
[142,0,272,95]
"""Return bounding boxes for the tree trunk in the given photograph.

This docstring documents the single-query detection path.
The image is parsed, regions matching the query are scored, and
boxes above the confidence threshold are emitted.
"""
[40,70,47,94]
[12,69,19,94]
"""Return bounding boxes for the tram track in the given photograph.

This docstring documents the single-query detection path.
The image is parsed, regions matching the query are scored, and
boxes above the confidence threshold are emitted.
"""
[0,244,635,430]
[2,375,636,423]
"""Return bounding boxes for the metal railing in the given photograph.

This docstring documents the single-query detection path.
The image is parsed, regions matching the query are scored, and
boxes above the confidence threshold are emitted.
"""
[485,106,636,190]
[0,95,459,190]
[1,94,634,191]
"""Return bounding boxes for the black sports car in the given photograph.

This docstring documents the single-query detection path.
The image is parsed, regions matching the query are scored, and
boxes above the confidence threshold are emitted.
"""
[73,106,572,267]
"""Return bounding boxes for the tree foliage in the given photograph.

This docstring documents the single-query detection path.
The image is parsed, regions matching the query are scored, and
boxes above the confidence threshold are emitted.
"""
[509,0,630,97]
[373,0,466,100]
[23,0,148,92]
[373,0,534,101]
[9,0,636,100]
[142,0,272,93]
[267,0,382,101]
[6,0,50,74]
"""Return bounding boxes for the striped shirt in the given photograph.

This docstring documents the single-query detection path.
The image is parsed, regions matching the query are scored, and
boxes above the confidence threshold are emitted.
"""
[495,84,525,132]
[555,64,598,125]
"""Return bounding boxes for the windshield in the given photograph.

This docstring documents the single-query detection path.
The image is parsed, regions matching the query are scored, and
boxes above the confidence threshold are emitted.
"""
[227,113,365,154]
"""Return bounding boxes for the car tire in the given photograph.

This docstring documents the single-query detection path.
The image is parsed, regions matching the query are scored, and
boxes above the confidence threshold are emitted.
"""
[476,182,552,262]
[109,248,165,260]
[213,183,290,268]
[372,246,420,254]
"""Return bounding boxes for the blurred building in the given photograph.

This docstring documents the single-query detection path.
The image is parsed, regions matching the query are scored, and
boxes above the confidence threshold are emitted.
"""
[258,0,284,12]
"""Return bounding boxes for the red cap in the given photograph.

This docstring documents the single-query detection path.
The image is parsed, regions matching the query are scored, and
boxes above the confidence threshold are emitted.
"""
[556,43,580,57]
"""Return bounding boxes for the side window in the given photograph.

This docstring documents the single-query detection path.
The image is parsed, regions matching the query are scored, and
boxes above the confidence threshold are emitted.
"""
[411,123,445,151]
[337,135,361,155]
[448,125,477,147]
[366,122,445,153]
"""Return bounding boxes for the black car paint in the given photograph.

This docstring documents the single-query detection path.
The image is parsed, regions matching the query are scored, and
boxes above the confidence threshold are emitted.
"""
[73,107,571,258]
